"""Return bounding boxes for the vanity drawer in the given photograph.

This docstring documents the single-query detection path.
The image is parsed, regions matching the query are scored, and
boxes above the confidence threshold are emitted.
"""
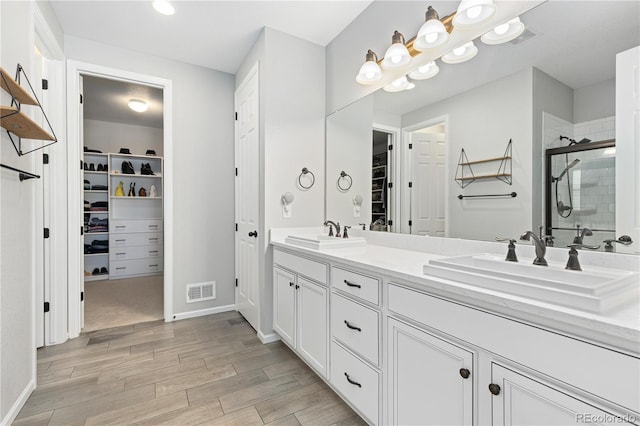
[110,245,163,261]
[111,219,162,234]
[331,293,380,366]
[110,232,163,248]
[110,258,163,277]
[330,341,379,425]
[332,267,379,305]
[273,249,327,285]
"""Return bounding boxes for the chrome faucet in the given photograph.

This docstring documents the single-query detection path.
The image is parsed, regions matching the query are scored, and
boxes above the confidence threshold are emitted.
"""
[324,220,340,237]
[520,230,548,266]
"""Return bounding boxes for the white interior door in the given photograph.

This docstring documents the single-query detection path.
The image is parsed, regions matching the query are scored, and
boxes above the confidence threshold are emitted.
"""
[615,46,640,254]
[410,130,445,236]
[235,63,260,330]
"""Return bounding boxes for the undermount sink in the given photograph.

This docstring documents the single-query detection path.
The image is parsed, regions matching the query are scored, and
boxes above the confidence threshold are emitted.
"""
[423,253,639,313]
[285,234,366,251]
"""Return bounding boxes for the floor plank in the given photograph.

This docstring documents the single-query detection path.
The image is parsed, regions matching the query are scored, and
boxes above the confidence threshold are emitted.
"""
[16,312,365,425]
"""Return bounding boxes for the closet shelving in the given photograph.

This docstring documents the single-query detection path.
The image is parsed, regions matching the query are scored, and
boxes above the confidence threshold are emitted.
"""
[372,152,387,223]
[83,152,110,281]
[455,139,512,188]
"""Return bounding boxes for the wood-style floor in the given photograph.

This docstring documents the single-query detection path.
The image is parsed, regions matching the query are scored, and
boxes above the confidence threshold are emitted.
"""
[14,311,366,426]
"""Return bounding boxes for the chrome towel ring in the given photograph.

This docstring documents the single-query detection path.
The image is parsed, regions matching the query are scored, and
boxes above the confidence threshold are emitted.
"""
[337,170,352,191]
[298,167,315,190]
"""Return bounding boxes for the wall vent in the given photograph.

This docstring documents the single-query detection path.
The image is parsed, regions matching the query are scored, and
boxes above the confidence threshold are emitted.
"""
[186,281,216,303]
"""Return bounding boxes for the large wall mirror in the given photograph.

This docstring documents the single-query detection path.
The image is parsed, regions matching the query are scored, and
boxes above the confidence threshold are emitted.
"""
[325,1,639,254]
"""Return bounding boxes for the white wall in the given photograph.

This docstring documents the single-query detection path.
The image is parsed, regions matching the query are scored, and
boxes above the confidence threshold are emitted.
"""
[402,69,533,241]
[1,1,40,422]
[236,27,326,338]
[64,36,236,317]
[84,119,163,156]
[574,78,615,123]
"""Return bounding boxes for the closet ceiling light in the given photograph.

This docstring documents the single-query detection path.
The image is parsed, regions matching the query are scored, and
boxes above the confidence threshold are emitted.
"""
[481,17,525,45]
[382,31,411,70]
[409,61,439,80]
[128,99,148,113]
[414,6,450,51]
[453,0,496,30]
[355,50,383,85]
[441,41,478,64]
[152,0,175,16]
[383,76,414,92]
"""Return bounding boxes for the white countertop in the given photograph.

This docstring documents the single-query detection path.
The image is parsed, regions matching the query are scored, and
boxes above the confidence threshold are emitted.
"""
[270,228,640,355]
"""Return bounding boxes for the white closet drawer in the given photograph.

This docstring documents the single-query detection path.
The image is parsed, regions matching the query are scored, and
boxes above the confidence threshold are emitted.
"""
[332,267,379,305]
[273,249,327,285]
[331,293,380,366]
[110,232,163,247]
[330,341,379,425]
[111,219,162,234]
[110,258,163,277]
[110,245,163,261]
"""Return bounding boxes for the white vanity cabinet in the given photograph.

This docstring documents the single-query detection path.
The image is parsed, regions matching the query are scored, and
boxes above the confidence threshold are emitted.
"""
[272,249,328,377]
[388,318,473,426]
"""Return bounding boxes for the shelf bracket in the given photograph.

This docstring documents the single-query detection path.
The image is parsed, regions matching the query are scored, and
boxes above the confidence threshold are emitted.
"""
[455,139,513,188]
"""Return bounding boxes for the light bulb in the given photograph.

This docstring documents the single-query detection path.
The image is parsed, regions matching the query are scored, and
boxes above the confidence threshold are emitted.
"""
[356,50,382,85]
[466,5,482,19]
[128,99,148,113]
[494,23,509,35]
[382,31,411,69]
[425,33,438,44]
[152,0,175,16]
[481,17,526,45]
[453,46,466,56]
[442,42,478,64]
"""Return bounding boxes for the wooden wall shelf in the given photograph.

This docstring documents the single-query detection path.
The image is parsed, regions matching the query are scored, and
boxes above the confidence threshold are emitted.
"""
[0,106,55,140]
[455,139,512,188]
[0,67,37,105]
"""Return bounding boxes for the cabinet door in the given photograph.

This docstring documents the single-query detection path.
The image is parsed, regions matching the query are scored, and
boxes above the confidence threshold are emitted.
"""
[273,267,296,347]
[388,318,473,426]
[491,363,634,426]
[297,277,327,376]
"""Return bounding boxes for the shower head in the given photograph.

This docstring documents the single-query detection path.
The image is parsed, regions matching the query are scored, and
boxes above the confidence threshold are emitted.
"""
[554,158,580,182]
[557,201,572,212]
[576,138,591,144]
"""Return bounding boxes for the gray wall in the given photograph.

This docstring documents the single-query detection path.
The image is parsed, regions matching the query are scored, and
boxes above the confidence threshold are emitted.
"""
[84,120,164,156]
[574,78,615,123]
[1,1,39,421]
[64,36,236,316]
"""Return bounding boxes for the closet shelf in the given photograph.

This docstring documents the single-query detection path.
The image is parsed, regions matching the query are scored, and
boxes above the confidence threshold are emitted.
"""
[84,253,108,258]
[0,67,37,105]
[84,171,108,175]
[85,231,109,235]
[110,196,163,200]
[84,190,108,193]
[110,172,162,178]
[85,211,109,214]
[0,106,55,140]
[84,275,108,282]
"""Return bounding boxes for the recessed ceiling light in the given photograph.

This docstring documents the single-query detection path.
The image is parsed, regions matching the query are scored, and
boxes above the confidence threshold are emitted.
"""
[128,99,148,113]
[152,0,175,16]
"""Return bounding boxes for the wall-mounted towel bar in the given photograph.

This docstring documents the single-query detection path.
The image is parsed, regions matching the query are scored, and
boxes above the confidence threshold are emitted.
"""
[458,192,516,200]
[1,163,40,181]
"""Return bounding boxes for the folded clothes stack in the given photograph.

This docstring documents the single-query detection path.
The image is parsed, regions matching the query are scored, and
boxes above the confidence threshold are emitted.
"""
[84,200,91,211]
[84,239,109,254]
[91,184,108,191]
[90,201,108,212]
[88,217,108,232]
[84,147,102,153]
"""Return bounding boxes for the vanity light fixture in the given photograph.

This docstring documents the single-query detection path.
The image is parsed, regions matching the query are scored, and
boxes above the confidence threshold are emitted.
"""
[414,6,450,51]
[481,16,525,45]
[453,0,496,30]
[152,0,175,16]
[356,50,383,85]
[128,99,148,113]
[381,31,411,70]
[409,60,440,80]
[383,76,415,92]
[441,41,478,64]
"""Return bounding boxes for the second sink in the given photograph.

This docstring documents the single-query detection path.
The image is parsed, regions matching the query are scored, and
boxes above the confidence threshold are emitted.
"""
[285,234,366,251]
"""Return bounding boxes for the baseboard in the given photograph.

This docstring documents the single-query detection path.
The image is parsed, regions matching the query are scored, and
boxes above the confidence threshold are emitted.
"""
[258,330,281,344]
[172,304,236,321]
[1,378,35,426]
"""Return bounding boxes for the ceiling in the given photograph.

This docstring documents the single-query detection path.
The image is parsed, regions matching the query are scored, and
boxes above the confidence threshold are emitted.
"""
[50,1,373,74]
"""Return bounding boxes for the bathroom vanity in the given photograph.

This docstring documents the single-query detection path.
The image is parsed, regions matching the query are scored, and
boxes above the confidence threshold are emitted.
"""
[270,228,640,426]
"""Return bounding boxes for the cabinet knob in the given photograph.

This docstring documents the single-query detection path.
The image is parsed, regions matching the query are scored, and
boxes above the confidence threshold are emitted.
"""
[488,383,501,395]
[295,284,300,289]
[289,282,294,287]
[459,368,471,379]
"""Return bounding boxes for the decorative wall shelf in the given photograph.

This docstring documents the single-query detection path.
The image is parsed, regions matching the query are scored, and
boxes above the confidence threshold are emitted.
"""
[1,64,58,156]
[455,139,512,188]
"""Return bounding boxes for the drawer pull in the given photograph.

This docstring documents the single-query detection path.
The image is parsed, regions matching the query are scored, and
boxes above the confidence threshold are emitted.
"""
[116,267,126,270]
[488,383,501,395]
[344,280,361,288]
[148,250,158,254]
[149,238,158,241]
[115,239,126,242]
[459,368,471,379]
[149,264,159,268]
[116,252,126,255]
[148,225,158,229]
[344,320,361,332]
[344,372,362,388]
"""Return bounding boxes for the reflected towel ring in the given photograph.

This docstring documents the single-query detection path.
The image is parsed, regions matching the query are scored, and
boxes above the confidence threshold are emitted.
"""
[298,167,315,190]
[337,170,352,191]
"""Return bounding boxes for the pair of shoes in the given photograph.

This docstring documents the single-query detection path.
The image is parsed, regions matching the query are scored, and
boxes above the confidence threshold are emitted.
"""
[141,163,154,175]
[83,162,88,170]
[91,267,109,275]
[89,163,95,171]
[119,148,131,154]
[84,179,90,190]
[128,182,136,197]
[121,161,135,174]
[139,187,147,197]
[97,164,108,172]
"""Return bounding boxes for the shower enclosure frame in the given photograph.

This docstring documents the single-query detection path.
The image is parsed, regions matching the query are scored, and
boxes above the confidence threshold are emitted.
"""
[544,139,615,238]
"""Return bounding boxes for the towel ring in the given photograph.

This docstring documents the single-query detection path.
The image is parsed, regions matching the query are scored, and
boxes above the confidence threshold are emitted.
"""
[298,167,315,190]
[337,171,352,191]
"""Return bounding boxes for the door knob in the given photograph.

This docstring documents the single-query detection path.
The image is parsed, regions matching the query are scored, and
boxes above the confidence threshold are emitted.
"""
[248,230,258,238]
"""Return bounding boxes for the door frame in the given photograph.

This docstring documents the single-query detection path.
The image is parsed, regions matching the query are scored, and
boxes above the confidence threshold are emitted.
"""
[401,115,449,236]
[372,123,399,232]
[66,60,174,338]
